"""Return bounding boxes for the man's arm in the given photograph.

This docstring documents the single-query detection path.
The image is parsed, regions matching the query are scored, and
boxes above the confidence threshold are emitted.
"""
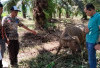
[21,25,37,35]
[1,26,9,44]
[1,16,9,45]
[1,26,4,39]
[17,18,37,35]
[85,26,89,34]
[1,16,7,39]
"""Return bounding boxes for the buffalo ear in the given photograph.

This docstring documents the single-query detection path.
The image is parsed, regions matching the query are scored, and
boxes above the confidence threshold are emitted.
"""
[62,36,72,41]
[72,36,80,44]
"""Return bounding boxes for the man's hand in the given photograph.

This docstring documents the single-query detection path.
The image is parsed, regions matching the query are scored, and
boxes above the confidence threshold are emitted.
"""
[85,26,89,34]
[95,44,100,50]
[1,34,4,39]
[31,30,37,35]
[6,38,9,45]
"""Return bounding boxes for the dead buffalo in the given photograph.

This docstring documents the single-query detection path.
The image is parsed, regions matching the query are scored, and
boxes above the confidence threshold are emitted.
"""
[56,24,86,55]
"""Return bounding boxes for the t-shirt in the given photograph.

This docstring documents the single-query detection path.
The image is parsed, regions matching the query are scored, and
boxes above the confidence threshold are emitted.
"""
[2,15,24,40]
[86,13,100,43]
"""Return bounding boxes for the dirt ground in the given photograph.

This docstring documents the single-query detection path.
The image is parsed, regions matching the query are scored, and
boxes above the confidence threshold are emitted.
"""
[2,18,90,68]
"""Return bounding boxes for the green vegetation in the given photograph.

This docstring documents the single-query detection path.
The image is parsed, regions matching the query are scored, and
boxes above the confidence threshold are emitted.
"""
[2,0,100,68]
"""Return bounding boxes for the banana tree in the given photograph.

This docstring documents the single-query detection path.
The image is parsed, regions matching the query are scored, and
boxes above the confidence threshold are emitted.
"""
[59,0,73,18]
[72,0,87,19]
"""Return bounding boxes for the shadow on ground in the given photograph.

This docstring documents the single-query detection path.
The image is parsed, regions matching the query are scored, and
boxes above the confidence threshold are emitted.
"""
[20,29,61,47]
[19,48,89,68]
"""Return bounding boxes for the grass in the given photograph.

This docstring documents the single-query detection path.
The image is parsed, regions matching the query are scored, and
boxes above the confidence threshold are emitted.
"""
[18,50,100,68]
[19,51,89,68]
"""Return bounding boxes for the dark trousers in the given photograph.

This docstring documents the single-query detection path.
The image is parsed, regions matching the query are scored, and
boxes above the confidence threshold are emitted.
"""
[0,60,2,68]
[0,39,6,58]
[8,40,19,65]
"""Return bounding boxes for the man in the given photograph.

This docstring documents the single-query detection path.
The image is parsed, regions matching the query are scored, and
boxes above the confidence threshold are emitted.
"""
[2,6,36,67]
[84,3,100,68]
[0,3,6,68]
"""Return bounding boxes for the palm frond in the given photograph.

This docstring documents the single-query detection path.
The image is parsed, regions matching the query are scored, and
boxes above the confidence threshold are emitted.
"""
[3,0,20,13]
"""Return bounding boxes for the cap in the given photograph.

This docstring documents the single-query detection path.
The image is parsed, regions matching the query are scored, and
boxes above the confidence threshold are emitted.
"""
[10,6,20,11]
[0,2,3,7]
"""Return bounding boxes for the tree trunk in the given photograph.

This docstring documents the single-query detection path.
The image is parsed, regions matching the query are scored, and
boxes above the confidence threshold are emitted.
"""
[53,12,56,18]
[59,12,61,18]
[58,8,61,18]
[66,5,70,18]
[33,0,48,30]
[66,12,70,18]
[22,1,26,18]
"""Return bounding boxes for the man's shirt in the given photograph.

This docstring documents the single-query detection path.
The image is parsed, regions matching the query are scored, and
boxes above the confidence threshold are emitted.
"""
[86,13,100,43]
[2,15,24,40]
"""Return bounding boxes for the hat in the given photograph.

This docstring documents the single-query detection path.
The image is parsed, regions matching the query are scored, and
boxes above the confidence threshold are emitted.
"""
[10,6,20,11]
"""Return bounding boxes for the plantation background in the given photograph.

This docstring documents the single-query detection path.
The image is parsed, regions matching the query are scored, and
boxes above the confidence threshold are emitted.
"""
[1,0,100,68]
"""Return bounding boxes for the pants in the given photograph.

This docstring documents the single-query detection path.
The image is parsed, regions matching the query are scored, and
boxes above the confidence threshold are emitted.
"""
[8,40,19,65]
[0,38,6,68]
[86,42,96,68]
[0,60,2,68]
[0,39,6,57]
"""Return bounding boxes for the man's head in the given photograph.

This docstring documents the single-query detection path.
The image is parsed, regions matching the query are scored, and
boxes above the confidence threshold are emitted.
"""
[10,6,20,17]
[84,3,96,16]
[0,3,3,15]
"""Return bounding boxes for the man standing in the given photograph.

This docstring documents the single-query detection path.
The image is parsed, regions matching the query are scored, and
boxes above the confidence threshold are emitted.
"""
[2,6,36,67]
[84,3,100,68]
[0,2,6,68]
